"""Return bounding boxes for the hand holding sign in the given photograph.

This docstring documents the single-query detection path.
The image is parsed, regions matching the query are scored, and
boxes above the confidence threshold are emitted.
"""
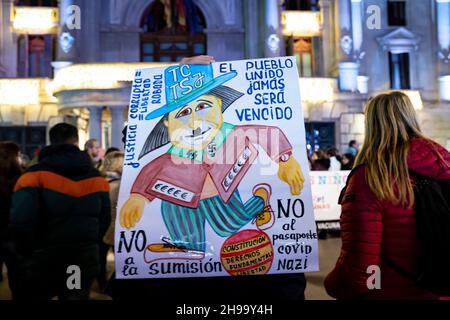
[180,55,215,65]
[278,156,305,195]
[120,194,146,229]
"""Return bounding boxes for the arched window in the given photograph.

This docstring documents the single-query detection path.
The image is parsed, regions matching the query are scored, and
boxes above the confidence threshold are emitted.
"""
[18,35,53,77]
[140,0,207,62]
[282,0,320,76]
[293,38,314,77]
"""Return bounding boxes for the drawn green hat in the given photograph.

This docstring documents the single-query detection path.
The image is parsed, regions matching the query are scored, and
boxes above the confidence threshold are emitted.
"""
[145,64,237,120]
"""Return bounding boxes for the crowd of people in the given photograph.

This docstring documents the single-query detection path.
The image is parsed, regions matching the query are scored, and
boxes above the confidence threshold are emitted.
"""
[0,124,123,299]
[308,140,358,171]
[0,64,449,300]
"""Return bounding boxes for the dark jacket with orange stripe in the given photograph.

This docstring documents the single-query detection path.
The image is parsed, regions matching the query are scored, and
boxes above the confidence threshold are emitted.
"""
[10,144,111,281]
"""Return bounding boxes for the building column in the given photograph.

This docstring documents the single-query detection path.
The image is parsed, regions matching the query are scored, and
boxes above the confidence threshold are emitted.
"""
[436,0,450,100]
[437,0,450,59]
[264,0,284,57]
[320,0,334,76]
[110,106,126,149]
[0,0,17,77]
[338,0,352,60]
[80,0,100,62]
[244,0,261,58]
[351,0,363,58]
[204,28,246,61]
[338,0,358,92]
[56,0,79,62]
[89,107,102,144]
[52,0,78,76]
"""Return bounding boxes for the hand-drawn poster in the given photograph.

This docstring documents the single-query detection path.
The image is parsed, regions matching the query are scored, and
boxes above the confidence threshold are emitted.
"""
[116,56,319,279]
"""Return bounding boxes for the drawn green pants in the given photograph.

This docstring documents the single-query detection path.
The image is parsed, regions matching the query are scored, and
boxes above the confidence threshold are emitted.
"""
[161,191,264,252]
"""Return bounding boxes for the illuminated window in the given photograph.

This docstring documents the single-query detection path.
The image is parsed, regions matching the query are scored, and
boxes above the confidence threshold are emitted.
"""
[282,1,320,76]
[292,38,314,77]
[17,34,55,77]
[15,0,58,77]
[140,0,206,62]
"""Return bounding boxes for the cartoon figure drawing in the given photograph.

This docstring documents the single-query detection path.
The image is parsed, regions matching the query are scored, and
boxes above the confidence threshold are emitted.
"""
[119,64,305,262]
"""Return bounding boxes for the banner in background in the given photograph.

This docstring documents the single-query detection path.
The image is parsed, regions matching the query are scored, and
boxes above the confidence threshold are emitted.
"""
[310,170,350,230]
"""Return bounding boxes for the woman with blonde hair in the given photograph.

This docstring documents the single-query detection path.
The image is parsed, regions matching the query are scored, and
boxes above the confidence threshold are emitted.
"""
[98,151,124,290]
[325,91,450,299]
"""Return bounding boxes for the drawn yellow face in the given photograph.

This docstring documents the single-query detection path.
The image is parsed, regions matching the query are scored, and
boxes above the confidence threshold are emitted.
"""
[164,94,223,150]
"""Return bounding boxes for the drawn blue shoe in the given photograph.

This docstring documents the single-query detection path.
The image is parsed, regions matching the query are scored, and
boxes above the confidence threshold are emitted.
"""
[143,237,205,263]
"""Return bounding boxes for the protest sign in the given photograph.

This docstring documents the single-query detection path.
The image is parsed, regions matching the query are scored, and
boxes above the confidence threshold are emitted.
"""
[116,56,319,278]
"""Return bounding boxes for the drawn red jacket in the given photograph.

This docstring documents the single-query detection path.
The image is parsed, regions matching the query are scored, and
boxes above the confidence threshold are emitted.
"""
[325,137,450,300]
[131,124,292,208]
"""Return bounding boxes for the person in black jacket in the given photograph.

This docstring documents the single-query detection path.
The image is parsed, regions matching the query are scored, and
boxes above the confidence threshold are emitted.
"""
[0,141,22,294]
[9,123,111,300]
[340,153,355,170]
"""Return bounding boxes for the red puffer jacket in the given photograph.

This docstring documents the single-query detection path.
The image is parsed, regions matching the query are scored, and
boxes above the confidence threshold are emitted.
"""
[324,138,450,300]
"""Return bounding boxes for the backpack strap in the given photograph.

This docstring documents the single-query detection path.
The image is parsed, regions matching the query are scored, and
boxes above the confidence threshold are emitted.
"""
[380,254,417,282]
[408,169,428,180]
[338,164,365,205]
[383,170,421,282]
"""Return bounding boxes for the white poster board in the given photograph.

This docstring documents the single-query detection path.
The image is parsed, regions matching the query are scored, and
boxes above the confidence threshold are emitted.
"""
[310,171,350,229]
[115,57,319,279]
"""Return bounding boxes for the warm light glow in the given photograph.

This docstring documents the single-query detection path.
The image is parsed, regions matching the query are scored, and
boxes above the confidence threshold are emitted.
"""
[51,62,173,93]
[299,78,336,103]
[353,114,365,135]
[372,90,423,110]
[439,75,450,101]
[0,78,56,106]
[12,7,59,34]
[0,79,54,106]
[383,90,423,110]
[282,11,322,37]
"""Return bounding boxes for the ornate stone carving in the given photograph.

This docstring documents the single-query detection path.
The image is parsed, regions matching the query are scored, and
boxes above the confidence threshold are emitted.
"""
[340,35,353,55]
[224,0,236,25]
[376,27,421,53]
[267,34,280,54]
[60,32,75,53]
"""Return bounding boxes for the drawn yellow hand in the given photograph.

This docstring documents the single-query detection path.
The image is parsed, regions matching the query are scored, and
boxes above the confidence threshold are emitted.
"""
[278,156,305,196]
[119,194,146,229]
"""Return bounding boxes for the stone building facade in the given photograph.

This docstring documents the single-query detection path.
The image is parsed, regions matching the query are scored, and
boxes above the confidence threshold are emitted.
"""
[0,0,449,155]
